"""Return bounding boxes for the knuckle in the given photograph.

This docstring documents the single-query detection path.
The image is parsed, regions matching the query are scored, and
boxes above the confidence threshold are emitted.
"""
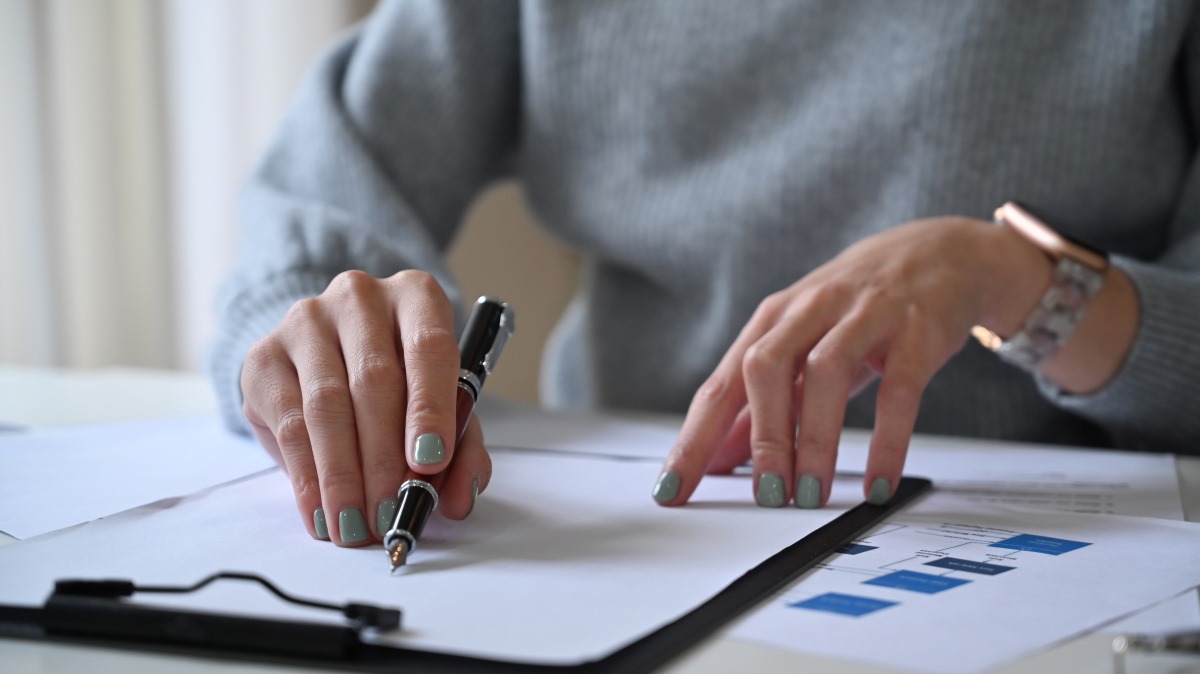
[284,297,323,326]
[328,269,377,298]
[304,378,352,419]
[692,375,729,407]
[396,269,441,294]
[243,338,283,376]
[405,325,459,362]
[317,466,361,497]
[752,292,787,323]
[274,409,311,452]
[349,355,403,396]
[743,342,784,381]
[805,347,852,382]
[404,398,450,433]
[293,472,322,503]
[750,436,793,461]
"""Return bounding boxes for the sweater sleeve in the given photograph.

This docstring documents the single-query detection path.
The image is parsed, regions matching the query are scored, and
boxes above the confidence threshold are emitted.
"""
[206,0,521,433]
[1035,15,1200,455]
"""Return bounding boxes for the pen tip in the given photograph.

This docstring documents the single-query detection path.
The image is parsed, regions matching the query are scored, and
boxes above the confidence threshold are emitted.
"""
[388,540,409,572]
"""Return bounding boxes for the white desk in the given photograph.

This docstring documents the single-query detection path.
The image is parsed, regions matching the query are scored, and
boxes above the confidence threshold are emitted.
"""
[1,366,1197,674]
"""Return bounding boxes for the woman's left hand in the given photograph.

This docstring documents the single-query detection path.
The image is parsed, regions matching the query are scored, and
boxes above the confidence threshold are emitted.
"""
[651,216,1050,509]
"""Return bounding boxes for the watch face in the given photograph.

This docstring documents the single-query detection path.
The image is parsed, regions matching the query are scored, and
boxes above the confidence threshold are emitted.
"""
[998,202,1109,272]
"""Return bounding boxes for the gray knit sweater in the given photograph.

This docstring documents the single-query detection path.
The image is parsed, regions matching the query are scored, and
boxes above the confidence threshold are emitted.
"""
[211,0,1200,454]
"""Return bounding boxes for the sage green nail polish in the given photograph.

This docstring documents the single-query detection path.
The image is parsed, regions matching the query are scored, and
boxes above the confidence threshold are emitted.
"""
[376,499,398,537]
[313,508,329,540]
[757,473,786,508]
[652,471,681,504]
[868,478,892,505]
[466,477,480,518]
[796,474,821,509]
[414,433,445,465]
[339,507,368,543]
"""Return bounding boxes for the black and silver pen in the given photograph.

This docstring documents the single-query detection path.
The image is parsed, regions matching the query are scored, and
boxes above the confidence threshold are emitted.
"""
[383,296,515,571]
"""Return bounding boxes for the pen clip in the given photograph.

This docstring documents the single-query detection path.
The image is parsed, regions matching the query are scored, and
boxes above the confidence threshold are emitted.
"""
[480,302,515,376]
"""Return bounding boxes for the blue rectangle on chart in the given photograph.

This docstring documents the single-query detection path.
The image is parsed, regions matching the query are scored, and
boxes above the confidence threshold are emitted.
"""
[837,543,878,555]
[864,570,971,594]
[924,557,1014,576]
[789,593,898,617]
[989,534,1091,556]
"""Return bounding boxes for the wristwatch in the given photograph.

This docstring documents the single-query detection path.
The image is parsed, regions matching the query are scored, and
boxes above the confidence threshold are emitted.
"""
[970,202,1109,372]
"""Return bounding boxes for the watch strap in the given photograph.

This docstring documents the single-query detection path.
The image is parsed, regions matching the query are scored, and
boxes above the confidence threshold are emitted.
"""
[977,256,1105,372]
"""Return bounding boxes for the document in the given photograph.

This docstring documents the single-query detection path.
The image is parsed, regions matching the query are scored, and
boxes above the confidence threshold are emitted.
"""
[836,435,1185,520]
[729,494,1200,674]
[1,445,1197,669]
[0,415,274,539]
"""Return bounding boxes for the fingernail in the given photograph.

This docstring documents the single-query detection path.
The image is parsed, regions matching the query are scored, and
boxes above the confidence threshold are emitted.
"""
[757,473,785,508]
[339,507,368,543]
[466,477,479,518]
[414,433,445,465]
[652,470,681,504]
[868,478,892,505]
[376,499,398,537]
[796,474,821,509]
[313,508,329,540]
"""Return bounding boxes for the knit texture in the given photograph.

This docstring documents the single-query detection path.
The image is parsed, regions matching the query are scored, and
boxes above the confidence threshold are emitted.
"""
[210,0,1200,454]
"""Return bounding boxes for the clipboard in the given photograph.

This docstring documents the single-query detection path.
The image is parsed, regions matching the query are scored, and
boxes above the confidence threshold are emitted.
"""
[0,476,930,673]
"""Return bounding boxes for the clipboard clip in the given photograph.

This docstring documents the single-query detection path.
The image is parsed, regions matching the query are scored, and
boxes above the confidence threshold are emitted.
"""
[33,571,401,660]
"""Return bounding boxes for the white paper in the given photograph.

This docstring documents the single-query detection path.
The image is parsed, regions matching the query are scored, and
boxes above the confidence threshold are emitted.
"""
[0,415,274,539]
[838,435,1183,520]
[730,494,1200,674]
[0,449,849,665]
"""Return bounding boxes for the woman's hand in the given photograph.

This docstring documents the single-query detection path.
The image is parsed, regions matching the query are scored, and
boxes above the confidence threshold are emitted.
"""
[240,270,490,544]
[652,216,1053,509]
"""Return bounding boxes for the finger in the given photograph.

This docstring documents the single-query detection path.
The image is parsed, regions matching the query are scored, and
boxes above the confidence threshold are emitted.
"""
[655,294,795,506]
[743,294,854,508]
[436,415,491,520]
[241,336,324,540]
[795,305,898,509]
[394,272,460,476]
[710,373,812,475]
[708,404,752,475]
[864,321,936,505]
[330,272,408,541]
[285,299,369,547]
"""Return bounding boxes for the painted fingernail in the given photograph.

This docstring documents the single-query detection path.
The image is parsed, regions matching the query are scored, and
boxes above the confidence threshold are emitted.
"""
[414,433,445,465]
[376,499,398,537]
[757,473,785,508]
[313,508,329,540]
[652,470,681,504]
[339,507,368,543]
[466,477,480,518]
[868,478,892,505]
[796,474,821,509]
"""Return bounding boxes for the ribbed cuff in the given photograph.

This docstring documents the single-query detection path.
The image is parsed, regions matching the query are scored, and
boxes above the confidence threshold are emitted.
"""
[1036,256,1200,454]
[205,271,336,435]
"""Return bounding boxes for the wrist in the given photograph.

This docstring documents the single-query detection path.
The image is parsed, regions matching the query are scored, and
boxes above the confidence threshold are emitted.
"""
[975,218,1055,336]
[971,202,1112,376]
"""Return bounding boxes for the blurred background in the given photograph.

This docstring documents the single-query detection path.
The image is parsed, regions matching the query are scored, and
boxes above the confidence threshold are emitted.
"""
[0,0,579,404]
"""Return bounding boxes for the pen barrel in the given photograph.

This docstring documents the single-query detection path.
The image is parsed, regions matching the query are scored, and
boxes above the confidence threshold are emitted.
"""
[458,296,514,389]
[388,480,438,547]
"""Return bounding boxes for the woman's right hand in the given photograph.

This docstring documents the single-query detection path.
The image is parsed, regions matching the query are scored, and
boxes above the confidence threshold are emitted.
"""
[240,270,491,545]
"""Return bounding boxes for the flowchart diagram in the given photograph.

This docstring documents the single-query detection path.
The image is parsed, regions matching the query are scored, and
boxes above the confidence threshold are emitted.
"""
[787,522,1092,617]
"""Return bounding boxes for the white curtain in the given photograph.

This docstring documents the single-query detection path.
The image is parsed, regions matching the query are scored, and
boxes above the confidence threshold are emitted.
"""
[0,0,373,371]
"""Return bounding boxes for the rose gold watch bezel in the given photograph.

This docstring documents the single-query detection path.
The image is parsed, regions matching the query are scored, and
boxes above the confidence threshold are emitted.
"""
[996,202,1109,273]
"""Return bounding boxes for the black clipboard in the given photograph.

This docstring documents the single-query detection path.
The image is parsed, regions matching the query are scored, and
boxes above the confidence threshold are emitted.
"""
[0,476,931,673]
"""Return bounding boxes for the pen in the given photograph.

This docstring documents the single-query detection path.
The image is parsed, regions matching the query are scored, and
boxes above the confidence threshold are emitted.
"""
[383,296,515,571]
